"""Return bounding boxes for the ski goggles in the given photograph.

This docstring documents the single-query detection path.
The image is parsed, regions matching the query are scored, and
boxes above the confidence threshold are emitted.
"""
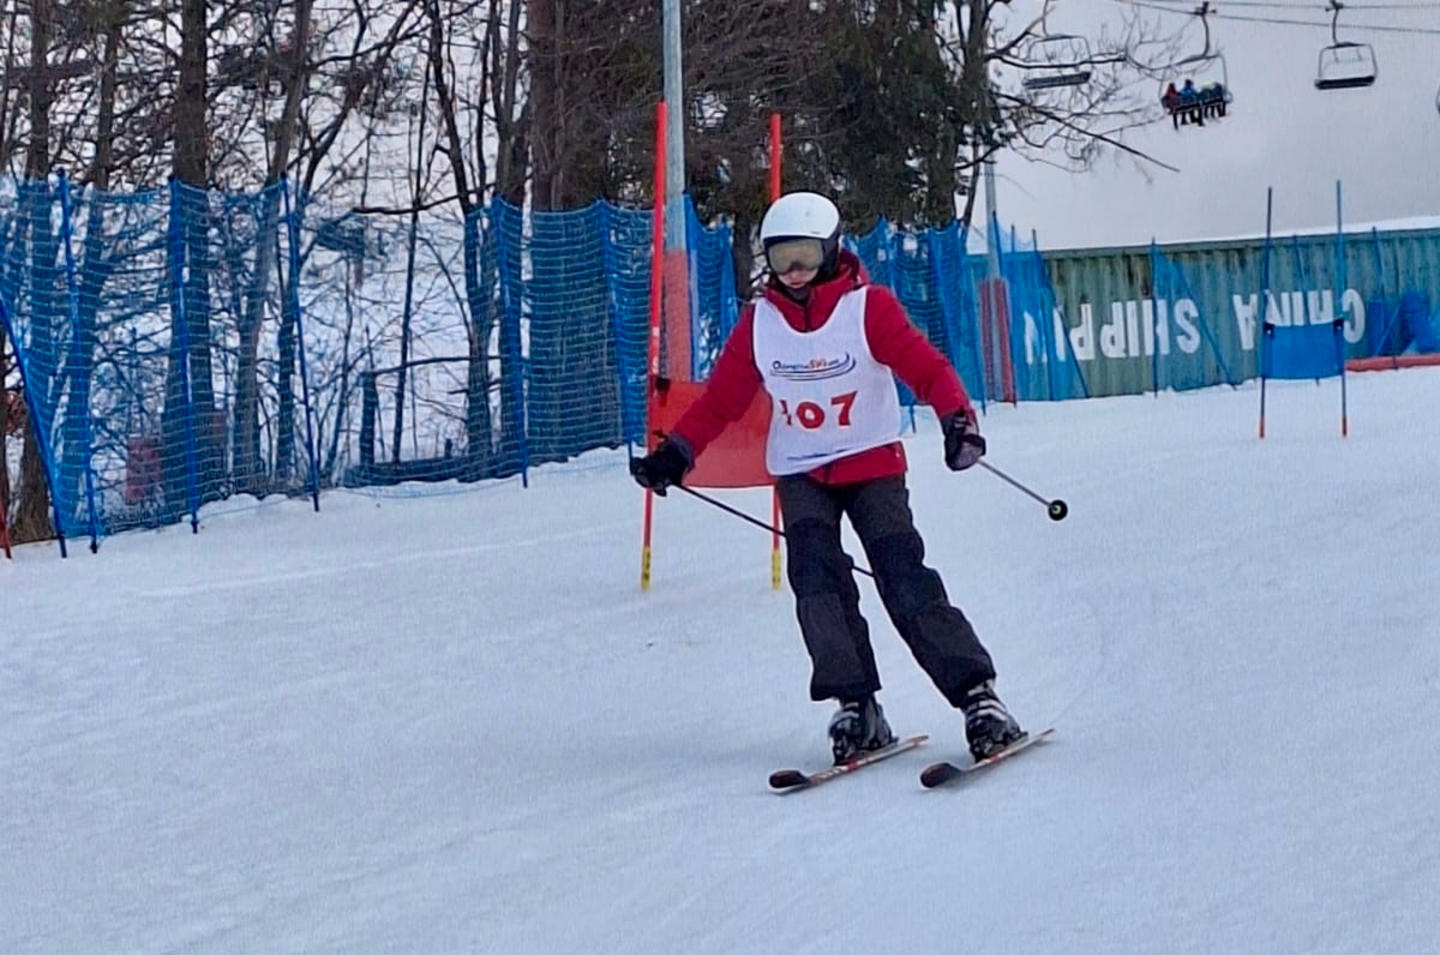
[765,237,826,275]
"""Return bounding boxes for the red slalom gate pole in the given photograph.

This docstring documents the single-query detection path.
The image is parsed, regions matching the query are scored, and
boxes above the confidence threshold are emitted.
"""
[641,101,667,591]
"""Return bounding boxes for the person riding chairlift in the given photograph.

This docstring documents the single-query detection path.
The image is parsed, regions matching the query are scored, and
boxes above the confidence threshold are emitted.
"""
[1163,78,1226,129]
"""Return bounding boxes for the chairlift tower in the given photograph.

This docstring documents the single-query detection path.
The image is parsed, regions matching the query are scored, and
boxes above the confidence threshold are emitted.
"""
[660,0,691,379]
[661,0,686,252]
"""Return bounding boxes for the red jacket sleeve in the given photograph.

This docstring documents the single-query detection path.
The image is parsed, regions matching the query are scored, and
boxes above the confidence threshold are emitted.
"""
[668,306,763,456]
[863,286,973,420]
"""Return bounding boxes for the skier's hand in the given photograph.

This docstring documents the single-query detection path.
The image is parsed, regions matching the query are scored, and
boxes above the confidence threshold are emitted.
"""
[630,438,693,495]
[942,411,986,471]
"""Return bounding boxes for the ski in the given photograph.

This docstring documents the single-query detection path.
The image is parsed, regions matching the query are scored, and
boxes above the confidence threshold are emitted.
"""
[769,734,930,793]
[918,726,1055,789]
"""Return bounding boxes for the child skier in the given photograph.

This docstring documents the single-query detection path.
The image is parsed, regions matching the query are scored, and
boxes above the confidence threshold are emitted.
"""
[630,191,1025,765]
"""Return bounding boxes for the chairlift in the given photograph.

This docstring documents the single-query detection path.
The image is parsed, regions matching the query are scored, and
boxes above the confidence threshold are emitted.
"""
[1021,34,1094,91]
[1020,2,1093,91]
[1315,1,1377,90]
[1159,4,1232,126]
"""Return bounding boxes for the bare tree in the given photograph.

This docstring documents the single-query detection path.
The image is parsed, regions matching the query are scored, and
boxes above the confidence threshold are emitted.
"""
[0,332,10,533]
[156,0,225,518]
[230,0,312,494]
[11,0,58,542]
[423,0,497,475]
[0,1,17,524]
[490,0,526,206]
[946,0,1184,229]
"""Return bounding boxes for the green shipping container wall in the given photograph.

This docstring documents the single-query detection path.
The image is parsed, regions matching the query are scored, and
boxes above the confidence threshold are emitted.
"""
[1026,225,1440,398]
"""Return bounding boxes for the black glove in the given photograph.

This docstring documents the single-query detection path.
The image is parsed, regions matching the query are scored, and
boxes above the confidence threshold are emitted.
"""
[942,411,986,471]
[629,438,693,495]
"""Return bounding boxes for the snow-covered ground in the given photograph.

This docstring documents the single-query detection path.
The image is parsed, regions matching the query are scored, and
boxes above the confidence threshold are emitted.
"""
[4,367,1438,954]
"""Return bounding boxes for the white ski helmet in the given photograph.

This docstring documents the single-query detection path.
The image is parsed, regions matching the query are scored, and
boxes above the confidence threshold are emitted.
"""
[760,191,842,277]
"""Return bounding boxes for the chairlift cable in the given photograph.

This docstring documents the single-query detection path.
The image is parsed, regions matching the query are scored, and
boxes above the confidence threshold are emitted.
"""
[1122,0,1440,35]
[1134,0,1440,8]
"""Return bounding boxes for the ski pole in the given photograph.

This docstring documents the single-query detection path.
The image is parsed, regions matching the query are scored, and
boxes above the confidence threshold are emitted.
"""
[976,460,1069,521]
[675,484,876,579]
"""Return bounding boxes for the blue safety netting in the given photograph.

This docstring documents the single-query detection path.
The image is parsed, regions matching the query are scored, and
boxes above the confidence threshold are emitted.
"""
[997,229,1089,402]
[43,175,1427,549]
[1148,242,1243,392]
[848,217,994,411]
[0,178,1081,548]
[688,202,739,381]
[604,203,654,452]
[0,175,321,549]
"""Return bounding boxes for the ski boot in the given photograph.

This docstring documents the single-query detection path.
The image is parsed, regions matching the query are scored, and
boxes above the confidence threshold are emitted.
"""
[962,680,1025,761]
[828,695,897,765]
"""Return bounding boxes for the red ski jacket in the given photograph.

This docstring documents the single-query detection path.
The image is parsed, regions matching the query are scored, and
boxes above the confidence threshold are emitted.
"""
[670,250,974,486]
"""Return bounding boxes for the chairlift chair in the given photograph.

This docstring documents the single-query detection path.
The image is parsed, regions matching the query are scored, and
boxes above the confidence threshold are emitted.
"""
[1159,4,1233,122]
[1159,49,1232,127]
[1163,50,1233,103]
[1021,34,1094,91]
[1315,42,1377,90]
[1315,1,1377,90]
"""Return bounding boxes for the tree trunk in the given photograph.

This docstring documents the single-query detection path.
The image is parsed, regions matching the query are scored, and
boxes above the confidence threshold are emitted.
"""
[321,262,357,482]
[1,330,9,529]
[529,0,557,212]
[493,0,527,206]
[164,0,220,518]
[426,0,492,477]
[235,0,312,495]
[60,6,127,530]
[13,0,55,543]
[0,1,19,173]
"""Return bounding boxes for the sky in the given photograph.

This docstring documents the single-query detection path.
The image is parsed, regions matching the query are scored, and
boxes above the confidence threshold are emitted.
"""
[4,367,1439,953]
[989,0,1440,249]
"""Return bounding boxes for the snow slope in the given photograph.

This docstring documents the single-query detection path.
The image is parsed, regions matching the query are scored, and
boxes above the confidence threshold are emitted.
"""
[4,368,1439,954]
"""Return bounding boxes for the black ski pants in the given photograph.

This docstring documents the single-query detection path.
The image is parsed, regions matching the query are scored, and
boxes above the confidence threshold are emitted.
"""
[776,473,996,707]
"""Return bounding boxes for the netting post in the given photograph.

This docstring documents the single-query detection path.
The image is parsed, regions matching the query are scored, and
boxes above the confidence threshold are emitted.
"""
[282,177,321,511]
[1335,318,1349,436]
[1002,227,1018,404]
[1148,240,1163,398]
[167,177,201,532]
[58,171,101,551]
[1335,180,1349,437]
[1258,188,1274,439]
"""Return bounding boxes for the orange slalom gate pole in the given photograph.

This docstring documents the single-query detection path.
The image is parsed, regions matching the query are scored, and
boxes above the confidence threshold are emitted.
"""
[769,111,783,590]
[641,102,667,591]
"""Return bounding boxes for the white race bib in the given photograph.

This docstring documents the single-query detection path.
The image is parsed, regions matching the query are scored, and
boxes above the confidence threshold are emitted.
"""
[753,287,903,476]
